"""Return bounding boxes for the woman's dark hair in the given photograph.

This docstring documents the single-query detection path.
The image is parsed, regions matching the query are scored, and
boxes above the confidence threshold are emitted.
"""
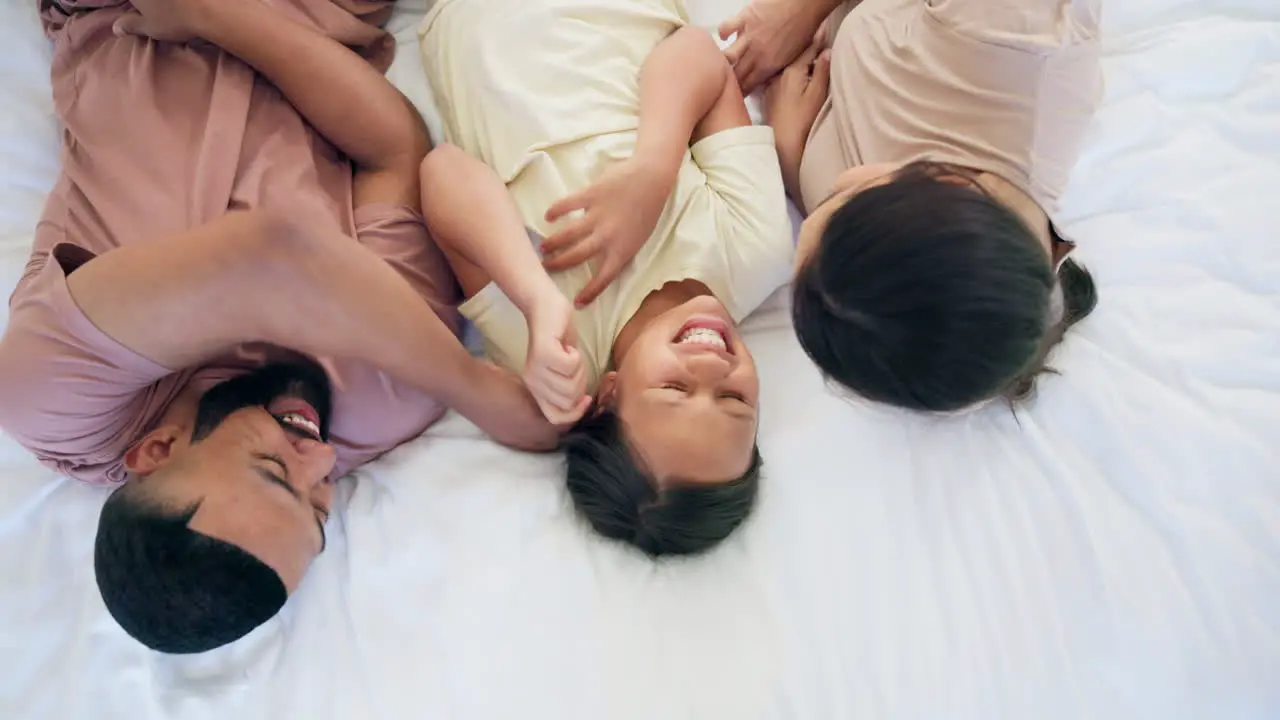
[562,410,761,557]
[94,482,287,654]
[792,162,1097,411]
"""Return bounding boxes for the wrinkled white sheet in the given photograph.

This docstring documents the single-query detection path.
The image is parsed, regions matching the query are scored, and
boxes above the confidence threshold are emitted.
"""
[0,0,1277,718]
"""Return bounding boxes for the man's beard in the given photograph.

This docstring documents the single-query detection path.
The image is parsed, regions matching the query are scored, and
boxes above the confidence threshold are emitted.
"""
[191,362,333,443]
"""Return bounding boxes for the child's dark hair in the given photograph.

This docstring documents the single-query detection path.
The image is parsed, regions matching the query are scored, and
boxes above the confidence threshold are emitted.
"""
[562,410,761,557]
[792,161,1097,412]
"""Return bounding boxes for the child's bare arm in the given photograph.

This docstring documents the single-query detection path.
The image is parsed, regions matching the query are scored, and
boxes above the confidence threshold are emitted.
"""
[541,26,750,306]
[421,146,591,427]
[634,26,750,183]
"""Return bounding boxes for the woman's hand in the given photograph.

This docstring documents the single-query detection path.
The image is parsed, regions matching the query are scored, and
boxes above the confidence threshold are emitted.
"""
[112,0,213,42]
[540,156,672,308]
[719,0,834,94]
[763,43,832,200]
[523,292,592,427]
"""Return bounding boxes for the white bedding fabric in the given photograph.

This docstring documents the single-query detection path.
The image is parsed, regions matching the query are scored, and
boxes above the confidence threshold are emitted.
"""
[1,0,1277,718]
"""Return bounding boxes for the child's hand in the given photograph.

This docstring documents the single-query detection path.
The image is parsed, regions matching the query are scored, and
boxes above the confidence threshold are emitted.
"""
[540,157,672,308]
[763,42,831,173]
[523,292,591,426]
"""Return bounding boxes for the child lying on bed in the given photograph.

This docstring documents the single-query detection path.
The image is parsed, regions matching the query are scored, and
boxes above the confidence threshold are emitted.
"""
[418,0,794,556]
[0,0,556,655]
[724,0,1101,412]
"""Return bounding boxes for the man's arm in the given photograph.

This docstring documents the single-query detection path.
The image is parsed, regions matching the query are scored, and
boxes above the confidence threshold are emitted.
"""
[63,210,558,449]
[189,0,428,207]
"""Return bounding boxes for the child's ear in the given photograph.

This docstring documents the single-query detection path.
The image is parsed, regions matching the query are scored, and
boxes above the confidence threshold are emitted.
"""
[594,372,619,413]
[123,425,184,476]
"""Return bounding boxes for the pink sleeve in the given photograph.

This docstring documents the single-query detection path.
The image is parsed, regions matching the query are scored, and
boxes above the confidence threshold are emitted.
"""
[0,244,176,485]
[353,203,462,331]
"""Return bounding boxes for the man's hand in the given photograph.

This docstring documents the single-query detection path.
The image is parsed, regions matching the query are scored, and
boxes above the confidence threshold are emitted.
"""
[112,0,211,42]
[719,0,834,95]
[462,361,567,452]
[523,292,591,426]
[540,157,672,308]
[763,42,831,201]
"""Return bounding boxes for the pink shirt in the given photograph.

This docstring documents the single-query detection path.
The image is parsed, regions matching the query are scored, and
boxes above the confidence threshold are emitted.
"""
[0,0,459,485]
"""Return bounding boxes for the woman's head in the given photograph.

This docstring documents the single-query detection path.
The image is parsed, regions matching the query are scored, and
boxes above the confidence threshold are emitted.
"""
[563,294,763,556]
[792,161,1097,412]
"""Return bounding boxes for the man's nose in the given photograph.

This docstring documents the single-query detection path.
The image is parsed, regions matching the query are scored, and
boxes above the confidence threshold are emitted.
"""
[288,438,338,491]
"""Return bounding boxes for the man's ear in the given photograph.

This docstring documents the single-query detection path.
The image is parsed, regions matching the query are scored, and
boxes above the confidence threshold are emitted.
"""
[594,371,619,414]
[123,425,185,476]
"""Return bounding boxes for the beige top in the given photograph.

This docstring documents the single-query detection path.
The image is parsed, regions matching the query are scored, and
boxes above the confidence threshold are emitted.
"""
[419,0,793,389]
[0,0,459,486]
[799,0,1102,217]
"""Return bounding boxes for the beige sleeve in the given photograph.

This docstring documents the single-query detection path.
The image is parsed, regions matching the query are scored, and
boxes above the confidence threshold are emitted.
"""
[684,125,795,320]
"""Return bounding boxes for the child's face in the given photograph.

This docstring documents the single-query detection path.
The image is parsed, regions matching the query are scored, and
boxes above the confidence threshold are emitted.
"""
[604,295,759,485]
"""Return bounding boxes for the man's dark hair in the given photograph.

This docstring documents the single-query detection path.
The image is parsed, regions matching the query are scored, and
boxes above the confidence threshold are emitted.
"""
[94,483,287,654]
[562,410,761,557]
[792,161,1098,412]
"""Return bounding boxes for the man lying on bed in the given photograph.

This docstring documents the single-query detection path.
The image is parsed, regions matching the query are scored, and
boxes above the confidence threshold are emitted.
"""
[0,0,555,655]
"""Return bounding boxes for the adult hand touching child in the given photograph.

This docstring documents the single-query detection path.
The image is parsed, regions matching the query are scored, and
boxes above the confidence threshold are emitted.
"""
[719,0,837,94]
[763,41,832,203]
[540,156,671,309]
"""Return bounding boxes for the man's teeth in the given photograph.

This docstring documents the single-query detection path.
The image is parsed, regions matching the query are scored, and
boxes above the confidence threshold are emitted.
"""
[280,412,320,437]
[677,327,728,350]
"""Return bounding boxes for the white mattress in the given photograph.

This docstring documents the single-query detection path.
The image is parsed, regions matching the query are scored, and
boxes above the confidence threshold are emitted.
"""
[1,0,1278,718]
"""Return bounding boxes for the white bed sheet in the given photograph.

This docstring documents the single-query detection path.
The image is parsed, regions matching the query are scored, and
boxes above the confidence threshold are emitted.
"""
[0,0,1277,718]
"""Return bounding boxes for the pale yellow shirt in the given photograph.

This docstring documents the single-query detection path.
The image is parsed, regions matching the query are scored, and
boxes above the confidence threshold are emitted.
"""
[420,0,793,390]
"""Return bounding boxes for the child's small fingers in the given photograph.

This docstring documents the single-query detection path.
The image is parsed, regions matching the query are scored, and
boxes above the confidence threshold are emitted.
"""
[540,221,592,256]
[545,191,589,223]
[542,235,600,272]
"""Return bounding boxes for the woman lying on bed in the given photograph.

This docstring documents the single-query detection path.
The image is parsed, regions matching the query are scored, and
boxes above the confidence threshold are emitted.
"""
[418,0,794,557]
[0,0,555,655]
[724,0,1101,412]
